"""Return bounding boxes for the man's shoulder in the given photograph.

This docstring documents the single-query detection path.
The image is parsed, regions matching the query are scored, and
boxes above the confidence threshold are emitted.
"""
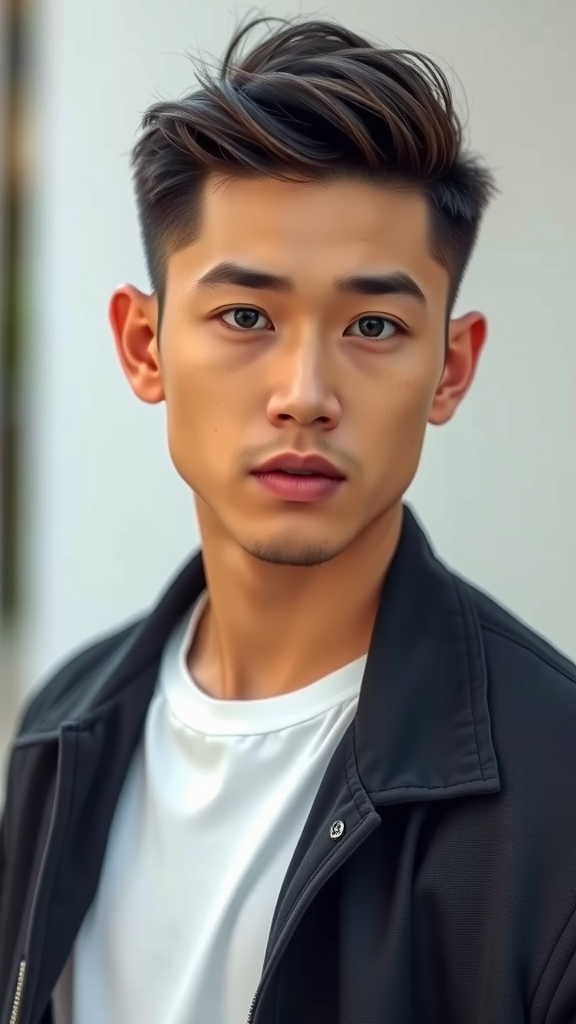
[463,576,576,743]
[16,617,144,739]
[469,579,576,686]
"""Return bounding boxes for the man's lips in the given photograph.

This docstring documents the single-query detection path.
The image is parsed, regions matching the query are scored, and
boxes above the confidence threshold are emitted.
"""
[250,452,345,479]
[250,457,344,503]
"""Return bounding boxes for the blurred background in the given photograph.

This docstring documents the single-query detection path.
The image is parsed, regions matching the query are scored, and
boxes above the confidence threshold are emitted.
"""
[1,0,575,772]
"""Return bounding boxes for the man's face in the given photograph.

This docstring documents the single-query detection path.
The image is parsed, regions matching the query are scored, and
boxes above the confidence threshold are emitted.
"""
[114,176,484,566]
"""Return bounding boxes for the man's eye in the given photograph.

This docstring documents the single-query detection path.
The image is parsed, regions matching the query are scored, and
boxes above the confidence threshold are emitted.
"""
[217,309,403,339]
[219,308,272,331]
[345,316,400,340]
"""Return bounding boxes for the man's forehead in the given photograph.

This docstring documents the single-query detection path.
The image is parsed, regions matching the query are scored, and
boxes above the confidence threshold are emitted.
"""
[171,176,448,298]
[203,173,429,223]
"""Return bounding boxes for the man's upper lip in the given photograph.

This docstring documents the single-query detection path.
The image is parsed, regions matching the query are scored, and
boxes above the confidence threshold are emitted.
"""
[252,453,345,479]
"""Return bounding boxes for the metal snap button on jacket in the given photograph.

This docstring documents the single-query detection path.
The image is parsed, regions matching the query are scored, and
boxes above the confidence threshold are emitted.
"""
[329,820,345,840]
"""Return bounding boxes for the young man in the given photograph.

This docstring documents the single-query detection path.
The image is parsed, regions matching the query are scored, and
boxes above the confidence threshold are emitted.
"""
[1,16,575,1024]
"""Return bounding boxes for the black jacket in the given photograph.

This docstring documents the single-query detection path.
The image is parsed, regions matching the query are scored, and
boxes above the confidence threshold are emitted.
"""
[2,507,576,1024]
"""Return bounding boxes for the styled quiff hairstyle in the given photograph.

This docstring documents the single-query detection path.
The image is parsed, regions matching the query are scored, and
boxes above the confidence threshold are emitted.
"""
[132,17,496,310]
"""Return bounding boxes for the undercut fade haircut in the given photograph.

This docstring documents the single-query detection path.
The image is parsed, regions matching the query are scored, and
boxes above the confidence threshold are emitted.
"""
[132,16,497,314]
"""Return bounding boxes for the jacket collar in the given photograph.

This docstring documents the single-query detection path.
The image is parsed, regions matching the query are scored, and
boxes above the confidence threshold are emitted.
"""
[353,506,499,803]
[27,505,500,803]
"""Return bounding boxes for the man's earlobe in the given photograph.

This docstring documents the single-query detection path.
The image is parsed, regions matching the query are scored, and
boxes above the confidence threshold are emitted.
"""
[429,311,487,426]
[109,285,165,405]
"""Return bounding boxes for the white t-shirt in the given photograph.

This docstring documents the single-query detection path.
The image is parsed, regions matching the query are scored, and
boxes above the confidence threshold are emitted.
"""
[54,593,366,1024]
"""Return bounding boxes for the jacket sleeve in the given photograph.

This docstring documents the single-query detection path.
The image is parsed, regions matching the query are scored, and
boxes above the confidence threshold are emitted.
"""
[0,691,38,962]
[0,809,6,930]
[0,765,16,1010]
[0,748,13,939]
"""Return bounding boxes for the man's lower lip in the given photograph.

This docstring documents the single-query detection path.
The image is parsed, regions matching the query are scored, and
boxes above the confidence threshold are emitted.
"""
[251,471,343,502]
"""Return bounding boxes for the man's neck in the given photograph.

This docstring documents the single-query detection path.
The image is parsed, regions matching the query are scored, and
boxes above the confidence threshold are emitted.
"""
[187,503,403,701]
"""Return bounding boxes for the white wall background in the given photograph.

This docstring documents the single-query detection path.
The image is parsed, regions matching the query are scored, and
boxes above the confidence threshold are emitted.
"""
[20,0,576,687]
[0,0,8,601]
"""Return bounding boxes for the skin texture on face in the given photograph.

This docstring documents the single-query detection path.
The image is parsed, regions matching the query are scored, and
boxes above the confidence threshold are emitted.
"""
[111,175,486,699]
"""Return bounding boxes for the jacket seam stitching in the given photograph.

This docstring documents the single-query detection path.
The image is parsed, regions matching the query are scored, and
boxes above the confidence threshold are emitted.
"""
[28,662,106,729]
[345,726,370,817]
[369,777,484,796]
[481,624,576,687]
[529,901,576,1017]
[453,577,486,780]
[25,726,79,1022]
[14,649,160,744]
[24,629,135,722]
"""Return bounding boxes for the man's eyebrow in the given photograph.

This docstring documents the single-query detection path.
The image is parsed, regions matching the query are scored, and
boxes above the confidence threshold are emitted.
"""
[337,271,426,304]
[195,261,427,304]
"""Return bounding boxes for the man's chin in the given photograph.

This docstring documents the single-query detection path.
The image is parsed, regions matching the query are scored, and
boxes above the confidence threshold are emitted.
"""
[242,537,340,569]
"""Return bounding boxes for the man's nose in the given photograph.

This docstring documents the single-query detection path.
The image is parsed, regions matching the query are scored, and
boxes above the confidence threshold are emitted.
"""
[265,335,342,429]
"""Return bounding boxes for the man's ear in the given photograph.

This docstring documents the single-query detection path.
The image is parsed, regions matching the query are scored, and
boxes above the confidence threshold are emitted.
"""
[428,311,487,426]
[109,285,164,404]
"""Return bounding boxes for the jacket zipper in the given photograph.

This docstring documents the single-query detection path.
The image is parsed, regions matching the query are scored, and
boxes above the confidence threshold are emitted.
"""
[8,960,26,1024]
[245,813,379,1024]
[9,738,64,1024]
[246,992,257,1024]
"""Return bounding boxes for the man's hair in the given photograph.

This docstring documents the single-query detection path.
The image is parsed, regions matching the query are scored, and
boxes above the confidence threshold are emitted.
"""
[132,17,496,311]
